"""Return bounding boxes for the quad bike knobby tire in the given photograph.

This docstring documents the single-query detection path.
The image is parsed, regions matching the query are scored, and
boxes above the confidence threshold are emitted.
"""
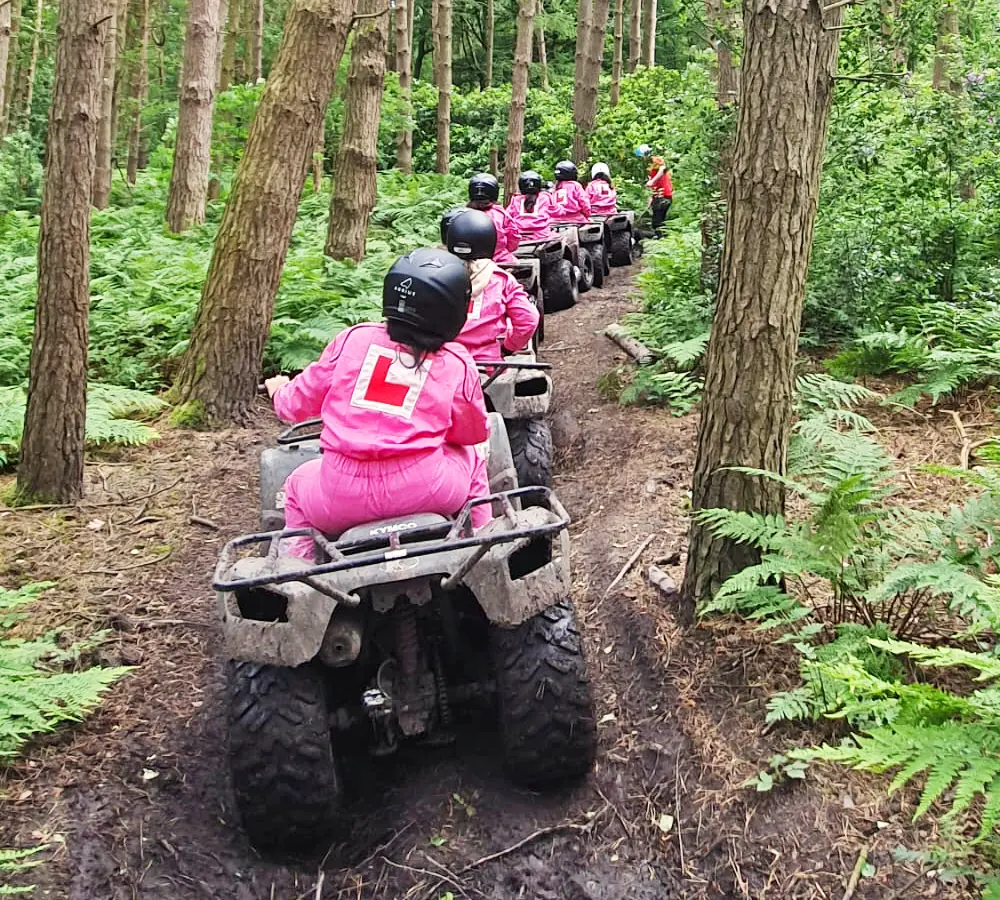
[228,661,342,854]
[490,601,598,787]
[610,230,634,267]
[507,418,553,493]
[586,245,606,288]
[577,246,595,293]
[543,258,578,312]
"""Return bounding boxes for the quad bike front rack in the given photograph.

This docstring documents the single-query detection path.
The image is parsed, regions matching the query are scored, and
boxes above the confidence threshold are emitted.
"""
[213,485,570,596]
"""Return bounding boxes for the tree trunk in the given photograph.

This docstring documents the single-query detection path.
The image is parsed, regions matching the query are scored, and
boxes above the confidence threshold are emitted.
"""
[17,0,109,505]
[483,0,493,89]
[0,1,11,134]
[572,0,610,165]
[125,0,149,184]
[93,0,120,208]
[609,0,623,105]
[18,0,44,125]
[166,0,222,231]
[678,0,842,623]
[218,0,240,90]
[639,0,654,66]
[108,0,130,184]
[325,0,388,261]
[502,0,537,200]
[311,121,323,191]
[879,0,904,69]
[627,0,639,72]
[394,0,412,172]
[248,0,262,80]
[169,0,356,425]
[571,0,591,162]
[1,0,21,136]
[535,1,548,90]
[932,1,961,94]
[431,0,450,173]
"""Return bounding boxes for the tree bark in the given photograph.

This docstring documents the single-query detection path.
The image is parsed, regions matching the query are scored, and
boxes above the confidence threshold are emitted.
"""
[484,0,493,88]
[931,1,961,94]
[125,0,149,184]
[166,0,221,231]
[572,0,610,165]
[678,0,842,623]
[571,0,591,162]
[18,0,44,126]
[218,0,240,90]
[1,0,21,136]
[610,0,623,105]
[431,0,451,173]
[17,0,109,504]
[502,0,537,201]
[170,0,356,425]
[627,0,639,72]
[93,0,120,207]
[639,0,654,66]
[248,0,263,80]
[394,0,412,172]
[0,1,11,135]
[325,0,388,261]
[311,121,323,191]
[535,1,548,91]
[879,0,904,69]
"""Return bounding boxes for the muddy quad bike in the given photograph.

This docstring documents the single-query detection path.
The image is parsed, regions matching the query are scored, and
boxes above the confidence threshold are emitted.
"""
[592,211,638,268]
[555,220,609,289]
[514,228,585,313]
[225,414,597,855]
[498,259,545,346]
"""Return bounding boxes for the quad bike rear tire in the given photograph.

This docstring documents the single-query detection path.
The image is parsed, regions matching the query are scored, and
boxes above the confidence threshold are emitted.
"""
[228,661,342,854]
[610,230,634,267]
[490,601,598,787]
[577,247,595,293]
[586,245,605,288]
[543,259,577,312]
[507,418,553,494]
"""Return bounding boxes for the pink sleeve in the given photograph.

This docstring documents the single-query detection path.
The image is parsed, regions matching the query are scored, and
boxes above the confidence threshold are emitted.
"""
[501,274,540,353]
[503,210,520,254]
[576,183,592,217]
[272,331,348,423]
[446,355,489,446]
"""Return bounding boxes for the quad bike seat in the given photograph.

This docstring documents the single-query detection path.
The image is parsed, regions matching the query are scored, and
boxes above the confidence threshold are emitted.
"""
[337,513,450,548]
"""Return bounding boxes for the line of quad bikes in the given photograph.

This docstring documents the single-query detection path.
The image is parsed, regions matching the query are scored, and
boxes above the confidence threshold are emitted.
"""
[214,210,643,854]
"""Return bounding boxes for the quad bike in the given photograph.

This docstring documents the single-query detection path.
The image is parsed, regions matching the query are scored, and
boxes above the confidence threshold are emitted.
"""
[218,415,598,855]
[591,211,639,267]
[514,227,587,313]
[554,220,609,289]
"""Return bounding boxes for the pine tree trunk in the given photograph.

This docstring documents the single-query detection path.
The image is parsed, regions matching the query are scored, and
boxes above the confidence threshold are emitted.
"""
[325,0,388,261]
[248,0,262,80]
[571,0,591,163]
[639,0,654,66]
[678,0,842,623]
[535,1,548,90]
[218,0,240,90]
[0,1,11,134]
[394,0,412,172]
[609,0,623,105]
[627,0,639,72]
[572,0,610,165]
[166,0,221,231]
[503,0,536,201]
[108,0,130,182]
[431,0,451,173]
[1,0,21,136]
[170,0,356,425]
[93,0,120,208]
[484,0,493,89]
[932,1,961,94]
[17,0,109,505]
[879,0,904,69]
[18,0,44,125]
[311,121,323,191]
[125,0,149,184]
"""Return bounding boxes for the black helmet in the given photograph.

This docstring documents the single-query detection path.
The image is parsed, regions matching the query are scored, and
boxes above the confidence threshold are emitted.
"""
[518,170,543,195]
[468,172,500,204]
[444,208,497,260]
[382,249,470,344]
[439,206,467,245]
[554,160,578,182]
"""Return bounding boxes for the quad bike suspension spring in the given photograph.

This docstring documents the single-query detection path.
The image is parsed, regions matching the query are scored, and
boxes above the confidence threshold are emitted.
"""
[432,643,452,728]
[395,605,419,677]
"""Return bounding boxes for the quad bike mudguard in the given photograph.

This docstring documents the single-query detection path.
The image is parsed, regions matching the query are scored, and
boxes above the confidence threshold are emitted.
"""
[481,351,551,420]
[215,487,573,667]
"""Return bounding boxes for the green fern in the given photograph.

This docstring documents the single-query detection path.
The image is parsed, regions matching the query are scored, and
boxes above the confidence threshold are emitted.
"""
[0,845,45,895]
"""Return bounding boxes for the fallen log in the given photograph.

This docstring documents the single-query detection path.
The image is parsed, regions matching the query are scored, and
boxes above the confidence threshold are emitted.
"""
[604,324,655,366]
[646,564,679,598]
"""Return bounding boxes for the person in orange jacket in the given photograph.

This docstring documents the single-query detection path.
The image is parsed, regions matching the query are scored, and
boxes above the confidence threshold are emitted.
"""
[646,156,673,236]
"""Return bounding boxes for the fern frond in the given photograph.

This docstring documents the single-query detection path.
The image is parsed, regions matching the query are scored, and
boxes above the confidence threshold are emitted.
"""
[868,638,1000,682]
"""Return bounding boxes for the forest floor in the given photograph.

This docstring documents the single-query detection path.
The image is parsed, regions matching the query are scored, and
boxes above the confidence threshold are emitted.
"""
[0,266,985,899]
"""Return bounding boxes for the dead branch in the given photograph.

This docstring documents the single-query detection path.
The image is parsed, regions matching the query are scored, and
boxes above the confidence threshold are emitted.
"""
[604,324,655,366]
[594,534,656,611]
[946,410,972,468]
[81,549,173,576]
[189,515,220,531]
[841,843,869,900]
[647,564,679,598]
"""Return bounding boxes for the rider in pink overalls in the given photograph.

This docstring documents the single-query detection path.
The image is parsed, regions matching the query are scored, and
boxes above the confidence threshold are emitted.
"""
[549,160,592,225]
[265,250,492,558]
[506,170,557,242]
[586,162,619,215]
[440,208,539,363]
[467,173,520,263]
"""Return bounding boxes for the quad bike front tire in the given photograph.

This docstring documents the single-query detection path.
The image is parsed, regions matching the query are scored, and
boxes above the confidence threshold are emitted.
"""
[610,230,634,267]
[506,418,553,493]
[228,661,342,854]
[577,247,595,293]
[543,259,578,312]
[490,601,598,787]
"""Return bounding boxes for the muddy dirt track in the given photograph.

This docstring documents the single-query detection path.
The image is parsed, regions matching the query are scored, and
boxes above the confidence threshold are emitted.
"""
[1,268,969,899]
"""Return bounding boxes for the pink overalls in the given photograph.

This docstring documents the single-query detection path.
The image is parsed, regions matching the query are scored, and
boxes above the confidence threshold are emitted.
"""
[472,203,521,263]
[272,323,491,557]
[457,260,540,363]
[506,192,556,241]
[586,180,618,215]
[550,181,592,225]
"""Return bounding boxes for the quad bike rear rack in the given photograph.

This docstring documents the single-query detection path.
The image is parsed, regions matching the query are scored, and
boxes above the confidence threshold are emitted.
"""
[213,485,570,597]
